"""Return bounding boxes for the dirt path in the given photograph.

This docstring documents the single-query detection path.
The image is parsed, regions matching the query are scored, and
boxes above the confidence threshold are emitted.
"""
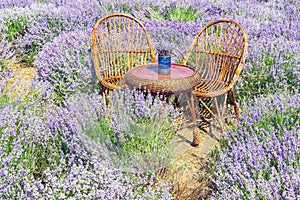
[6,61,35,99]
[159,127,219,199]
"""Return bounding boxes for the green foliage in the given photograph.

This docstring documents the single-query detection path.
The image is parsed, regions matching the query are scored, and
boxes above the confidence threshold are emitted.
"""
[206,26,223,36]
[238,53,298,101]
[166,7,198,22]
[0,94,9,108]
[0,103,69,181]
[21,18,64,64]
[47,18,64,36]
[119,117,174,154]
[121,4,133,13]
[148,5,198,22]
[5,16,28,41]
[23,43,39,64]
[85,120,107,140]
[147,5,165,21]
[85,116,175,170]
[0,68,9,107]
[19,136,66,179]
[254,104,298,139]
[22,17,65,64]
[282,54,299,90]
[0,60,8,76]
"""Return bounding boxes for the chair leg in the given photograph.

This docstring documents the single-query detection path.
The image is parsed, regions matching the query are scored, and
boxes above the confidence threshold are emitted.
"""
[99,84,107,105]
[186,92,200,146]
[222,92,228,117]
[107,90,114,110]
[198,98,224,133]
[213,97,224,133]
[229,88,240,119]
[173,95,180,108]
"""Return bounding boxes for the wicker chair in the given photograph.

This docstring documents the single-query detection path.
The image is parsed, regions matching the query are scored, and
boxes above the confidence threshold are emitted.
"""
[181,19,248,132]
[92,13,156,102]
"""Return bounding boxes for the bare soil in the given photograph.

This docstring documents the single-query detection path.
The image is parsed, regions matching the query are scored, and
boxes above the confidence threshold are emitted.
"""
[6,61,35,99]
[158,126,219,199]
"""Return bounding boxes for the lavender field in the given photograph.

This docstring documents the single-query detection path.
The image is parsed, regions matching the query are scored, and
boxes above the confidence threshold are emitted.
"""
[0,0,299,199]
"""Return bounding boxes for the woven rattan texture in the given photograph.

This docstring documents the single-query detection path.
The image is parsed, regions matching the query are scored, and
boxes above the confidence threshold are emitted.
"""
[92,13,156,90]
[124,64,201,94]
[182,19,248,98]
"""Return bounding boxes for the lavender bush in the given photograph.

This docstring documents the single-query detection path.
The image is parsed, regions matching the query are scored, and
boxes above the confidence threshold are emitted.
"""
[0,0,71,9]
[141,0,225,62]
[34,29,96,102]
[18,0,106,62]
[1,0,300,198]
[236,52,300,101]
[99,88,180,171]
[211,92,300,199]
[0,0,36,9]
[0,3,55,62]
[218,0,300,99]
[0,79,172,199]
[0,19,15,77]
[99,0,220,22]
[0,1,105,62]
[0,4,51,40]
[0,79,9,106]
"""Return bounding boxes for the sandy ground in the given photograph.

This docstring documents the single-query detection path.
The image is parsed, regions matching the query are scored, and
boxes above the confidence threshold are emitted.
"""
[6,61,36,99]
[160,124,219,199]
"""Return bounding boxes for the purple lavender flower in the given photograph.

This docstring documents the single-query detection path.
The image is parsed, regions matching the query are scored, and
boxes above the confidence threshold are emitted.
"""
[0,79,172,199]
[212,92,300,199]
[34,29,97,100]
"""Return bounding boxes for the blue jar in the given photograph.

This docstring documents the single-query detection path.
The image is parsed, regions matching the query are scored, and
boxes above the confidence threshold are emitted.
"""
[158,55,171,75]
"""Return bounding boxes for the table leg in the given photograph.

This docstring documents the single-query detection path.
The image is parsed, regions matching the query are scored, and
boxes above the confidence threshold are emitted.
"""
[186,91,200,146]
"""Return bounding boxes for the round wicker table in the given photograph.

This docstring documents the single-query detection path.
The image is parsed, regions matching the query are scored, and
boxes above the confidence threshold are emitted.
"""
[124,63,202,146]
[124,63,200,93]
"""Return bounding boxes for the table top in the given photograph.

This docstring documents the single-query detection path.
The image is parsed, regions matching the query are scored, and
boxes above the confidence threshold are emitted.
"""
[124,63,201,93]
[130,63,195,81]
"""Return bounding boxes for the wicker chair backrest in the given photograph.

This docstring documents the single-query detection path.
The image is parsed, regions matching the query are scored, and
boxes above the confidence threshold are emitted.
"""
[92,13,156,89]
[182,19,248,89]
